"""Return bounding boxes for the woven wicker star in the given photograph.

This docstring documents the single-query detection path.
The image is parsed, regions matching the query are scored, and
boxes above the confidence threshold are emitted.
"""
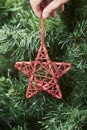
[14,18,71,99]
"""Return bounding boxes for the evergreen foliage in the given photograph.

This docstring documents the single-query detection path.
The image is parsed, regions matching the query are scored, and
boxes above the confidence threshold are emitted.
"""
[0,0,87,130]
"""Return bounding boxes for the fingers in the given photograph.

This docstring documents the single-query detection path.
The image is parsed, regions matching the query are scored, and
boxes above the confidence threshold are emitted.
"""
[30,0,42,18]
[30,0,69,18]
[42,0,68,18]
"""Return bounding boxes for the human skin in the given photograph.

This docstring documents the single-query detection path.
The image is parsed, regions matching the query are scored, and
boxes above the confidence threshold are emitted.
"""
[30,0,69,18]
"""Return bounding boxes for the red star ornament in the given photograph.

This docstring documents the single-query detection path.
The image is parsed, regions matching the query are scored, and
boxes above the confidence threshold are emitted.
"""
[14,18,71,99]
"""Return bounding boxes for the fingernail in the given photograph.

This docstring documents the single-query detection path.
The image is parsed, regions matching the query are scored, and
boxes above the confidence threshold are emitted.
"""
[42,13,49,19]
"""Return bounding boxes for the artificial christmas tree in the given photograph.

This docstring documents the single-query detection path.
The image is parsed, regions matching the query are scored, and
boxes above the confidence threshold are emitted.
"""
[0,0,87,130]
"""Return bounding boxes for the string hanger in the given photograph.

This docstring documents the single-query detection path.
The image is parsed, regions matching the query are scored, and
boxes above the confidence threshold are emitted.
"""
[40,5,45,46]
[40,17,45,46]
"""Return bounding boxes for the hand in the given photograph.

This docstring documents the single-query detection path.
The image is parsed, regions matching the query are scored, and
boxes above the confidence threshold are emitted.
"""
[30,0,69,18]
